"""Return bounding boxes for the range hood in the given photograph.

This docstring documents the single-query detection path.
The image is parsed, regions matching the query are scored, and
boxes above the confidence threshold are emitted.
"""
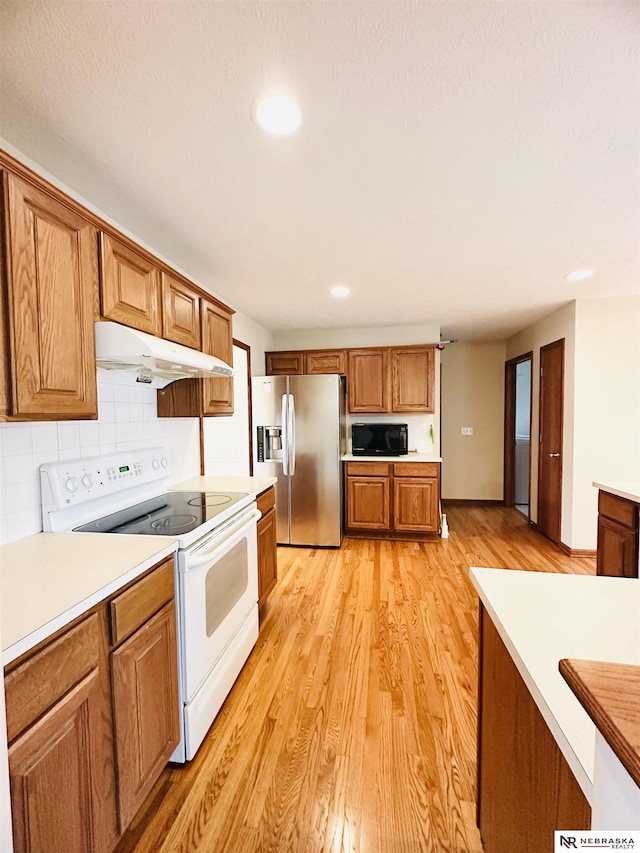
[95,321,233,388]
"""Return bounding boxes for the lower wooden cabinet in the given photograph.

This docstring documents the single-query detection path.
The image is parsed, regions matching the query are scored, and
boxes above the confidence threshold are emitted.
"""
[596,490,639,578]
[345,461,440,538]
[4,557,179,852]
[257,486,277,610]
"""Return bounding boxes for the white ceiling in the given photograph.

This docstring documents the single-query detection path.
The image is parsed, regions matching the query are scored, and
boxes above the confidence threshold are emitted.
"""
[1,1,638,341]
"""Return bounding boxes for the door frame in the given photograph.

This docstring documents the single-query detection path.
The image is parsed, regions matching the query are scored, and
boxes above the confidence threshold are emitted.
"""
[537,338,565,545]
[503,351,533,510]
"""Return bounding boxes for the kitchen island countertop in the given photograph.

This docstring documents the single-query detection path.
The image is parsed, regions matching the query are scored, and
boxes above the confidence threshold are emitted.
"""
[342,452,442,463]
[593,481,640,503]
[170,475,278,496]
[0,533,177,664]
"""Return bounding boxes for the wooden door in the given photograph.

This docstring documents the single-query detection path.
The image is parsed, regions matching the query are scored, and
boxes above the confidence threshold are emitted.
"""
[265,351,304,375]
[99,232,161,335]
[257,508,278,609]
[9,671,111,853]
[348,349,388,413]
[391,347,435,412]
[162,272,201,349]
[346,476,390,529]
[537,340,564,545]
[3,173,98,419]
[393,478,438,532]
[504,353,533,510]
[111,603,179,829]
[201,298,233,415]
[304,349,346,375]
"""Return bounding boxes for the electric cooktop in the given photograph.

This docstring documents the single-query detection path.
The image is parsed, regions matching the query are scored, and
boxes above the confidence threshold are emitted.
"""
[73,490,249,537]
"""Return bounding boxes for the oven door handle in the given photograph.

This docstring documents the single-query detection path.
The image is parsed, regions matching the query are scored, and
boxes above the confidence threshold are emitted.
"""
[183,508,261,571]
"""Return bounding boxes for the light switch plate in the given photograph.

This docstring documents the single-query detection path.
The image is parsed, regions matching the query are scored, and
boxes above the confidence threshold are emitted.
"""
[461,427,473,435]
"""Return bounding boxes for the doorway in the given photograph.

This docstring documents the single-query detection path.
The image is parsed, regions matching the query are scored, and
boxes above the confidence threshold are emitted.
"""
[537,339,564,545]
[504,352,533,517]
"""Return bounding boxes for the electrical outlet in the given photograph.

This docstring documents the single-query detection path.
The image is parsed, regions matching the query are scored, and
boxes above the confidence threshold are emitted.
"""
[461,427,473,436]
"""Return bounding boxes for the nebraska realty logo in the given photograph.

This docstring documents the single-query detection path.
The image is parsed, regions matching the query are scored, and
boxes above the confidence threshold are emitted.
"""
[554,832,639,850]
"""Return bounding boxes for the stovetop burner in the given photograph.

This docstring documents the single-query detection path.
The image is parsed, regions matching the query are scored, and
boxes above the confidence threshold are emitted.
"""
[73,491,250,538]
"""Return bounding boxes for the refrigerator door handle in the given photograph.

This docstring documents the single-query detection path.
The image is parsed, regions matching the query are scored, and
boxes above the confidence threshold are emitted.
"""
[289,393,296,475]
[281,393,289,475]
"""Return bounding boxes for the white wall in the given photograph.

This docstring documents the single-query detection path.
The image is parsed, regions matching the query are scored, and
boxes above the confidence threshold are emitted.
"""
[571,295,640,548]
[506,301,576,541]
[440,342,506,500]
[0,378,200,544]
[233,310,274,377]
[204,345,251,476]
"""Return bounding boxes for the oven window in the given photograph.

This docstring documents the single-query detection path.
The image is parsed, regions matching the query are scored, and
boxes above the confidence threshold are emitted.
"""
[205,539,249,637]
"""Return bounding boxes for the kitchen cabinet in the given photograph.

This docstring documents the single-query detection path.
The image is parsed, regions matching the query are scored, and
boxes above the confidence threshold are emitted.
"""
[99,232,161,336]
[391,347,435,413]
[0,171,98,420]
[162,271,201,349]
[345,461,440,538]
[157,296,235,418]
[304,349,346,375]
[4,557,179,851]
[266,351,304,375]
[477,606,590,851]
[256,486,277,611]
[348,349,388,412]
[5,612,118,853]
[596,491,639,578]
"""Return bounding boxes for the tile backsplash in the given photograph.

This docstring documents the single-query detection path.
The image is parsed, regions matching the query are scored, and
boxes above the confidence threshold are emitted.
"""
[0,379,200,544]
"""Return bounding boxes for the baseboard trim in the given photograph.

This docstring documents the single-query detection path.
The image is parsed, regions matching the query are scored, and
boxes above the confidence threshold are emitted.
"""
[441,499,504,507]
[558,542,597,559]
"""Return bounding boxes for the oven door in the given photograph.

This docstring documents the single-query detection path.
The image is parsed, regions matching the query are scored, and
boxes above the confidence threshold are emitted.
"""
[177,504,260,703]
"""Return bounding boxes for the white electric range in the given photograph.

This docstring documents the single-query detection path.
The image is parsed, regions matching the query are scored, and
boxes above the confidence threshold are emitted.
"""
[41,447,261,762]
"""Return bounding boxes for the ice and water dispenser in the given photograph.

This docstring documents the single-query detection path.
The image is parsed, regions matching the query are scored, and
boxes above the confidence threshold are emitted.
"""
[256,425,283,462]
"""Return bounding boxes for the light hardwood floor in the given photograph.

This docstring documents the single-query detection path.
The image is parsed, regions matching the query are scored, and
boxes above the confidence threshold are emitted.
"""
[115,506,595,853]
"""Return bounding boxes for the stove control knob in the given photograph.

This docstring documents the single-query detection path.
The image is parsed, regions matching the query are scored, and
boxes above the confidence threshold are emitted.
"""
[161,456,168,469]
[81,473,93,490]
[63,476,78,494]
[152,458,160,470]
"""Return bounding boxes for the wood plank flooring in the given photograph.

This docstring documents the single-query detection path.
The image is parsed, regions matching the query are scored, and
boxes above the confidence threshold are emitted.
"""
[115,506,595,853]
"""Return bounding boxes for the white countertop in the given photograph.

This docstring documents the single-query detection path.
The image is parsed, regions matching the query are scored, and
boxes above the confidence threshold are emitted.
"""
[170,475,278,495]
[0,533,177,664]
[469,567,640,803]
[593,481,640,504]
[342,452,442,463]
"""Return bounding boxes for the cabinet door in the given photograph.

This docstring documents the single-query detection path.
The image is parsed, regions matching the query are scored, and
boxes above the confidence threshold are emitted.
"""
[99,232,161,335]
[348,349,388,413]
[393,477,438,532]
[3,173,98,419]
[111,602,179,829]
[391,347,435,413]
[266,351,304,375]
[257,507,277,610]
[597,515,639,578]
[346,476,390,530]
[201,298,233,415]
[305,349,346,375]
[161,272,201,349]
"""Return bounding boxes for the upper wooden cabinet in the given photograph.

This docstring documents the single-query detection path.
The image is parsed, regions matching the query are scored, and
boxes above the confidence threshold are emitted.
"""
[391,347,435,413]
[305,349,347,375]
[161,272,201,349]
[99,232,161,335]
[348,349,388,412]
[201,298,233,415]
[266,351,304,375]
[1,172,98,420]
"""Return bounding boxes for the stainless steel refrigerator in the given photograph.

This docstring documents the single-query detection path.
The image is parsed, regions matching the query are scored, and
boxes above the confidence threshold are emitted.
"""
[252,374,346,547]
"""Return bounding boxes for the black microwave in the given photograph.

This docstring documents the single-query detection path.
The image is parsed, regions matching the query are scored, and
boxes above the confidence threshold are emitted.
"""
[351,423,408,456]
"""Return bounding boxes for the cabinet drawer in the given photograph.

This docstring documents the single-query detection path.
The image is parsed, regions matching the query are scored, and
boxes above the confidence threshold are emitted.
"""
[4,613,101,743]
[393,462,440,478]
[257,486,275,516]
[346,462,390,477]
[598,491,638,530]
[110,558,174,646]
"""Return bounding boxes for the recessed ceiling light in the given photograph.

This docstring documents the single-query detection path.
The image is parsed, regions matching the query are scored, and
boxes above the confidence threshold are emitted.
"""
[330,285,351,298]
[565,269,594,281]
[253,95,301,136]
